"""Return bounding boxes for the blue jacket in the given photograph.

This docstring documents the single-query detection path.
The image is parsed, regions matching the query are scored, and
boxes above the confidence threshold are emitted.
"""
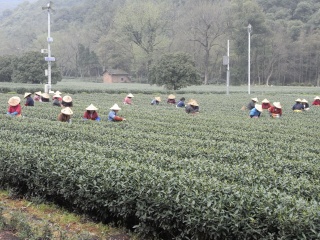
[249,108,261,118]
[176,101,185,108]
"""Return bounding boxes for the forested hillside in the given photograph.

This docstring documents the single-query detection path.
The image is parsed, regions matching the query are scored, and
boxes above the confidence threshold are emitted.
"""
[0,0,319,86]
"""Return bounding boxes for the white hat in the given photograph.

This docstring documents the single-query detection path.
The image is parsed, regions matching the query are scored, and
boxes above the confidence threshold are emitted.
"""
[61,107,73,115]
[168,94,176,99]
[127,93,134,98]
[34,91,42,95]
[155,97,161,102]
[8,96,21,106]
[62,95,72,103]
[86,104,98,111]
[110,103,121,110]
[55,91,62,95]
[261,98,269,103]
[273,102,282,109]
[255,104,263,112]
[301,99,308,103]
[24,92,32,98]
[295,98,302,102]
[314,96,320,100]
[251,97,258,102]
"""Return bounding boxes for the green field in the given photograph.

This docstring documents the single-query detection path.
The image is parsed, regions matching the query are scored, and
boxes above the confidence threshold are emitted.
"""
[0,82,320,239]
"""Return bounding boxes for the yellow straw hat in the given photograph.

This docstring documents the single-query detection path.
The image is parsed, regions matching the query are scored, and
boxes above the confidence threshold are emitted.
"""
[86,104,98,111]
[188,99,199,106]
[61,107,73,115]
[8,96,21,106]
[168,94,176,99]
[273,102,282,109]
[110,103,121,110]
[155,97,161,102]
[41,93,50,99]
[261,98,269,103]
[62,95,72,103]
[255,104,263,112]
[24,92,32,98]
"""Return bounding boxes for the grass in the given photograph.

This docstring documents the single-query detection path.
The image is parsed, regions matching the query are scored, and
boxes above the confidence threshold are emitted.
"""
[0,190,136,239]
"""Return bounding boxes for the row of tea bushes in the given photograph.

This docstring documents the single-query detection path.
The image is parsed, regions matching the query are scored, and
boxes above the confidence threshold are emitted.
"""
[0,92,320,239]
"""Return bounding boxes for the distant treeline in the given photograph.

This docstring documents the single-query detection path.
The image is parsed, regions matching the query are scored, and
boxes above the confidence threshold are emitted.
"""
[0,0,319,86]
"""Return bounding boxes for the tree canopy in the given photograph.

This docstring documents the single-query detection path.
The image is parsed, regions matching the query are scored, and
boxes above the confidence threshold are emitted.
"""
[149,52,201,90]
[0,0,319,86]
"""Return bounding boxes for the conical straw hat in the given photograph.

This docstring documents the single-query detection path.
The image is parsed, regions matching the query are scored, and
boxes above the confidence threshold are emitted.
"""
[255,104,263,112]
[61,107,73,115]
[127,93,134,98]
[24,92,32,98]
[110,103,121,110]
[8,96,21,106]
[273,102,282,109]
[168,94,175,99]
[41,93,50,99]
[62,95,72,103]
[86,104,98,111]
[261,98,269,103]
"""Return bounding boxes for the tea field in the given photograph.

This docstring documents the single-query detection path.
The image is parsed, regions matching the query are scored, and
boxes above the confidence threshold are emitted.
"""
[0,84,320,239]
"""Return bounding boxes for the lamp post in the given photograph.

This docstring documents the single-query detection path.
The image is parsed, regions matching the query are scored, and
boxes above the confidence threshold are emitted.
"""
[247,24,252,95]
[42,1,55,93]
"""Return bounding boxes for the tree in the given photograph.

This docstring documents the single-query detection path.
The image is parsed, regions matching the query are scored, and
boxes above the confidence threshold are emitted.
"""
[0,55,15,82]
[178,0,230,85]
[11,51,62,84]
[113,0,172,78]
[149,52,201,90]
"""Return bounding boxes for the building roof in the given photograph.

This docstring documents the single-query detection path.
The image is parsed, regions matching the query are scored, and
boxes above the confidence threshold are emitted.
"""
[103,69,129,75]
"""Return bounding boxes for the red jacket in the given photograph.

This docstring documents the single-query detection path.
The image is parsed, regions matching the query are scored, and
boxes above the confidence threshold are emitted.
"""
[312,99,320,105]
[262,103,271,109]
[83,111,99,120]
[8,104,21,115]
[268,106,282,116]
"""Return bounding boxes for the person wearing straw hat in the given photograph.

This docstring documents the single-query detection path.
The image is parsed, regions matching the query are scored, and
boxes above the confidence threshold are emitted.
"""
[312,96,320,106]
[261,98,271,110]
[246,97,259,110]
[123,93,134,105]
[301,99,309,111]
[61,95,73,107]
[268,102,282,118]
[292,98,304,112]
[7,96,22,117]
[108,104,126,121]
[83,104,100,121]
[41,93,50,102]
[24,92,34,106]
[52,93,62,107]
[34,91,42,102]
[176,97,186,108]
[185,99,199,114]
[57,107,73,123]
[151,97,161,105]
[249,104,262,118]
[167,94,176,104]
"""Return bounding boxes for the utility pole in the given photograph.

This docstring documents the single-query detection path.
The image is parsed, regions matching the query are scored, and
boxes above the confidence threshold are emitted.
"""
[42,1,55,93]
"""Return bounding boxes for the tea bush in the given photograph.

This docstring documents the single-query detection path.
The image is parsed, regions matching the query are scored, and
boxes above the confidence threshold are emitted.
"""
[0,90,319,239]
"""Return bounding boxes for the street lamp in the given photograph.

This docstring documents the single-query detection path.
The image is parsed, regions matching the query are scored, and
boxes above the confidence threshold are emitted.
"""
[42,1,55,93]
[247,24,252,95]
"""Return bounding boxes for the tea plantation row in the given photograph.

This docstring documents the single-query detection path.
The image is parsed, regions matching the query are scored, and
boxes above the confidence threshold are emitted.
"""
[0,92,319,239]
